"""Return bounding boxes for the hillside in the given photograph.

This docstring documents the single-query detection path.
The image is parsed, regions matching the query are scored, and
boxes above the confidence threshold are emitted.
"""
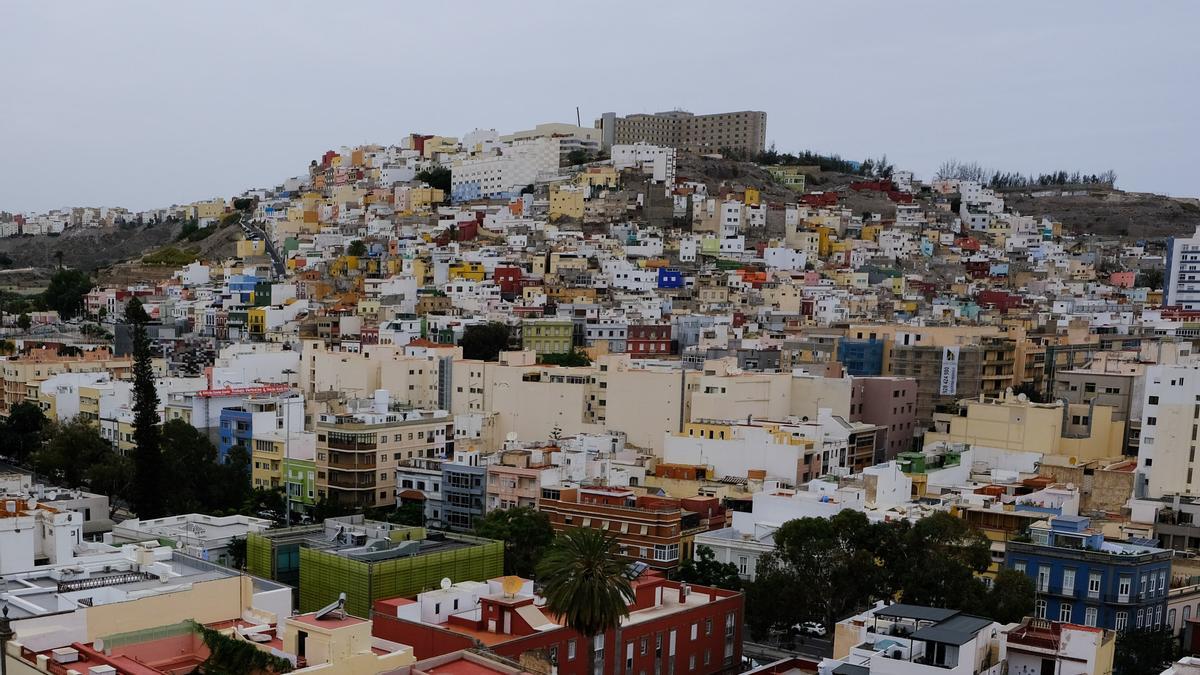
[0,218,241,282]
[1001,188,1200,240]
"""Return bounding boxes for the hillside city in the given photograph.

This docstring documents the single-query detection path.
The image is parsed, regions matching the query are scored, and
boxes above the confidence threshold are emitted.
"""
[1,109,1200,675]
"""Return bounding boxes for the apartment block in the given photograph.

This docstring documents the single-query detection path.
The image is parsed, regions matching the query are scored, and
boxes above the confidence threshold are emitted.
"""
[596,110,767,156]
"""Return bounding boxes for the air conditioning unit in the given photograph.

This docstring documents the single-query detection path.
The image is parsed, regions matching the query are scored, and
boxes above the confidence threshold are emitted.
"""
[51,647,80,664]
[89,666,118,674]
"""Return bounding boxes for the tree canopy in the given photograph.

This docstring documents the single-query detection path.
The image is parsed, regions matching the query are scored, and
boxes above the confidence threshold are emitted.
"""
[416,166,451,193]
[460,322,512,361]
[676,545,742,591]
[745,511,1029,640]
[127,297,166,519]
[537,528,635,670]
[474,506,556,578]
[42,268,93,319]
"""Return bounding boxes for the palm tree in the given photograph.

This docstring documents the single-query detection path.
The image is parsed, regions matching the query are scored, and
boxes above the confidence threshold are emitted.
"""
[537,528,635,675]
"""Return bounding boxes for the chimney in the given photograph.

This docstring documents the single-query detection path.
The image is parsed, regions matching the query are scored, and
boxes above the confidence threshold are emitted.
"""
[678,583,689,603]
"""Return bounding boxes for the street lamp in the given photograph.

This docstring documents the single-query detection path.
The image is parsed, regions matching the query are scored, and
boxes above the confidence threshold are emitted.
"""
[282,368,296,527]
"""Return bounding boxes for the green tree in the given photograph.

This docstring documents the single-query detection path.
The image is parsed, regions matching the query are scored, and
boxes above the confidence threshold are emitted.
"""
[460,322,512,361]
[416,166,452,193]
[0,401,48,464]
[539,350,591,367]
[160,418,224,513]
[751,510,893,633]
[1136,268,1164,290]
[126,298,166,519]
[474,506,555,578]
[226,536,248,570]
[1011,382,1047,403]
[42,268,93,319]
[537,529,635,675]
[390,501,427,527]
[983,568,1035,624]
[675,545,742,591]
[891,512,991,608]
[87,452,133,516]
[1114,628,1177,675]
[347,240,368,257]
[17,313,31,331]
[32,418,108,487]
[566,149,594,166]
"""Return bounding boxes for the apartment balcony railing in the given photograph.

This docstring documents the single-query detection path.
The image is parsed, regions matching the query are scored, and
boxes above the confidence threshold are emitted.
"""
[327,437,376,451]
[328,453,377,470]
[327,473,377,490]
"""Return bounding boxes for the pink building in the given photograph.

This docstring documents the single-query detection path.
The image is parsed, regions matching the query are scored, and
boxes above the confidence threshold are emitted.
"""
[1109,271,1136,289]
[485,448,559,511]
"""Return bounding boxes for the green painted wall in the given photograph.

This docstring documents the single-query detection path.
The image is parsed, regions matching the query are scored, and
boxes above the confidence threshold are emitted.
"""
[245,532,273,580]
[298,539,504,618]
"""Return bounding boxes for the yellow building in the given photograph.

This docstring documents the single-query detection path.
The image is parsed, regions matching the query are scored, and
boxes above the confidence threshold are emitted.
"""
[549,186,586,220]
[449,262,487,282]
[579,165,619,189]
[521,318,574,355]
[237,239,267,258]
[247,307,267,339]
[192,197,226,221]
[924,389,1125,462]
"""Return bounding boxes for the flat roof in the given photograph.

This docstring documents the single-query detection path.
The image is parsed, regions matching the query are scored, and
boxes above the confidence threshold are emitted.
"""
[873,604,959,623]
[910,614,995,646]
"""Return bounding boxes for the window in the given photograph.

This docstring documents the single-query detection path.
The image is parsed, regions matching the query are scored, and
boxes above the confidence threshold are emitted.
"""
[1014,560,1027,573]
[688,656,696,671]
[568,640,577,661]
[691,623,698,640]
[1037,565,1050,593]
[1119,576,1131,601]
[1136,609,1144,629]
[1085,607,1098,627]
[1059,604,1072,622]
[1147,417,1157,426]
[1035,599,1047,619]
[1063,568,1076,596]
[1149,395,1160,405]
[1116,611,1128,631]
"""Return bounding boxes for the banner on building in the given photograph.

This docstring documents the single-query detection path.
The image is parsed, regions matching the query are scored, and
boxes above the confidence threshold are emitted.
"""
[939,346,959,395]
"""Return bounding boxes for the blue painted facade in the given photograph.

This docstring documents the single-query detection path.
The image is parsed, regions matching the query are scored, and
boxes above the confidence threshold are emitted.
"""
[218,407,253,463]
[1005,515,1172,632]
[227,274,259,304]
[837,339,884,376]
[657,268,684,289]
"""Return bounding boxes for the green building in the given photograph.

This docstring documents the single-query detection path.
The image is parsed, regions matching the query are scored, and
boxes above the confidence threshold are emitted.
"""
[764,165,808,191]
[521,318,574,355]
[246,516,503,618]
[283,457,317,513]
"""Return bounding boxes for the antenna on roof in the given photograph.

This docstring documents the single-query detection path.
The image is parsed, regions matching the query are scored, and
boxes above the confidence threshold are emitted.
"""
[576,107,581,127]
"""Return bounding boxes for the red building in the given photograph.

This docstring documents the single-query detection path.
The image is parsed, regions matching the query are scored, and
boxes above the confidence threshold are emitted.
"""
[372,574,744,675]
[627,324,673,357]
[537,486,726,571]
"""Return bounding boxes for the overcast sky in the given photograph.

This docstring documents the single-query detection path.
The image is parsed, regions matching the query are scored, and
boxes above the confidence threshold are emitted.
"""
[2,1,1197,213]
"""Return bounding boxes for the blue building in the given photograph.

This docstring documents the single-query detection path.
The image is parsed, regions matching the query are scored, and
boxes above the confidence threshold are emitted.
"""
[218,407,254,462]
[226,274,259,305]
[657,267,684,289]
[837,339,885,376]
[441,460,486,532]
[1005,515,1171,632]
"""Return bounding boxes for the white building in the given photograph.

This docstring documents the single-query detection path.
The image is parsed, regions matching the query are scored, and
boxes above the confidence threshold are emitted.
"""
[611,143,677,184]
[1166,227,1200,309]
[1137,363,1200,498]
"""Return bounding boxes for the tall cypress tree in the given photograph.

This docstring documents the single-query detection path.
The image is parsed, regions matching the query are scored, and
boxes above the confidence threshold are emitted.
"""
[125,298,165,518]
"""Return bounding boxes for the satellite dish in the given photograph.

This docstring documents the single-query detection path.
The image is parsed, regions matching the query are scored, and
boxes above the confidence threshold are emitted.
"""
[440,577,452,590]
[501,575,523,597]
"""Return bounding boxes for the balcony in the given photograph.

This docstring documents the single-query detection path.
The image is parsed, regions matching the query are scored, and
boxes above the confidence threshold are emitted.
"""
[327,473,377,490]
[327,437,376,451]
[328,452,377,470]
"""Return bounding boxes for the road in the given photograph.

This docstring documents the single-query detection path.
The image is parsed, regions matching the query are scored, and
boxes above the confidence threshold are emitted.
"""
[743,637,832,665]
[241,219,287,278]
